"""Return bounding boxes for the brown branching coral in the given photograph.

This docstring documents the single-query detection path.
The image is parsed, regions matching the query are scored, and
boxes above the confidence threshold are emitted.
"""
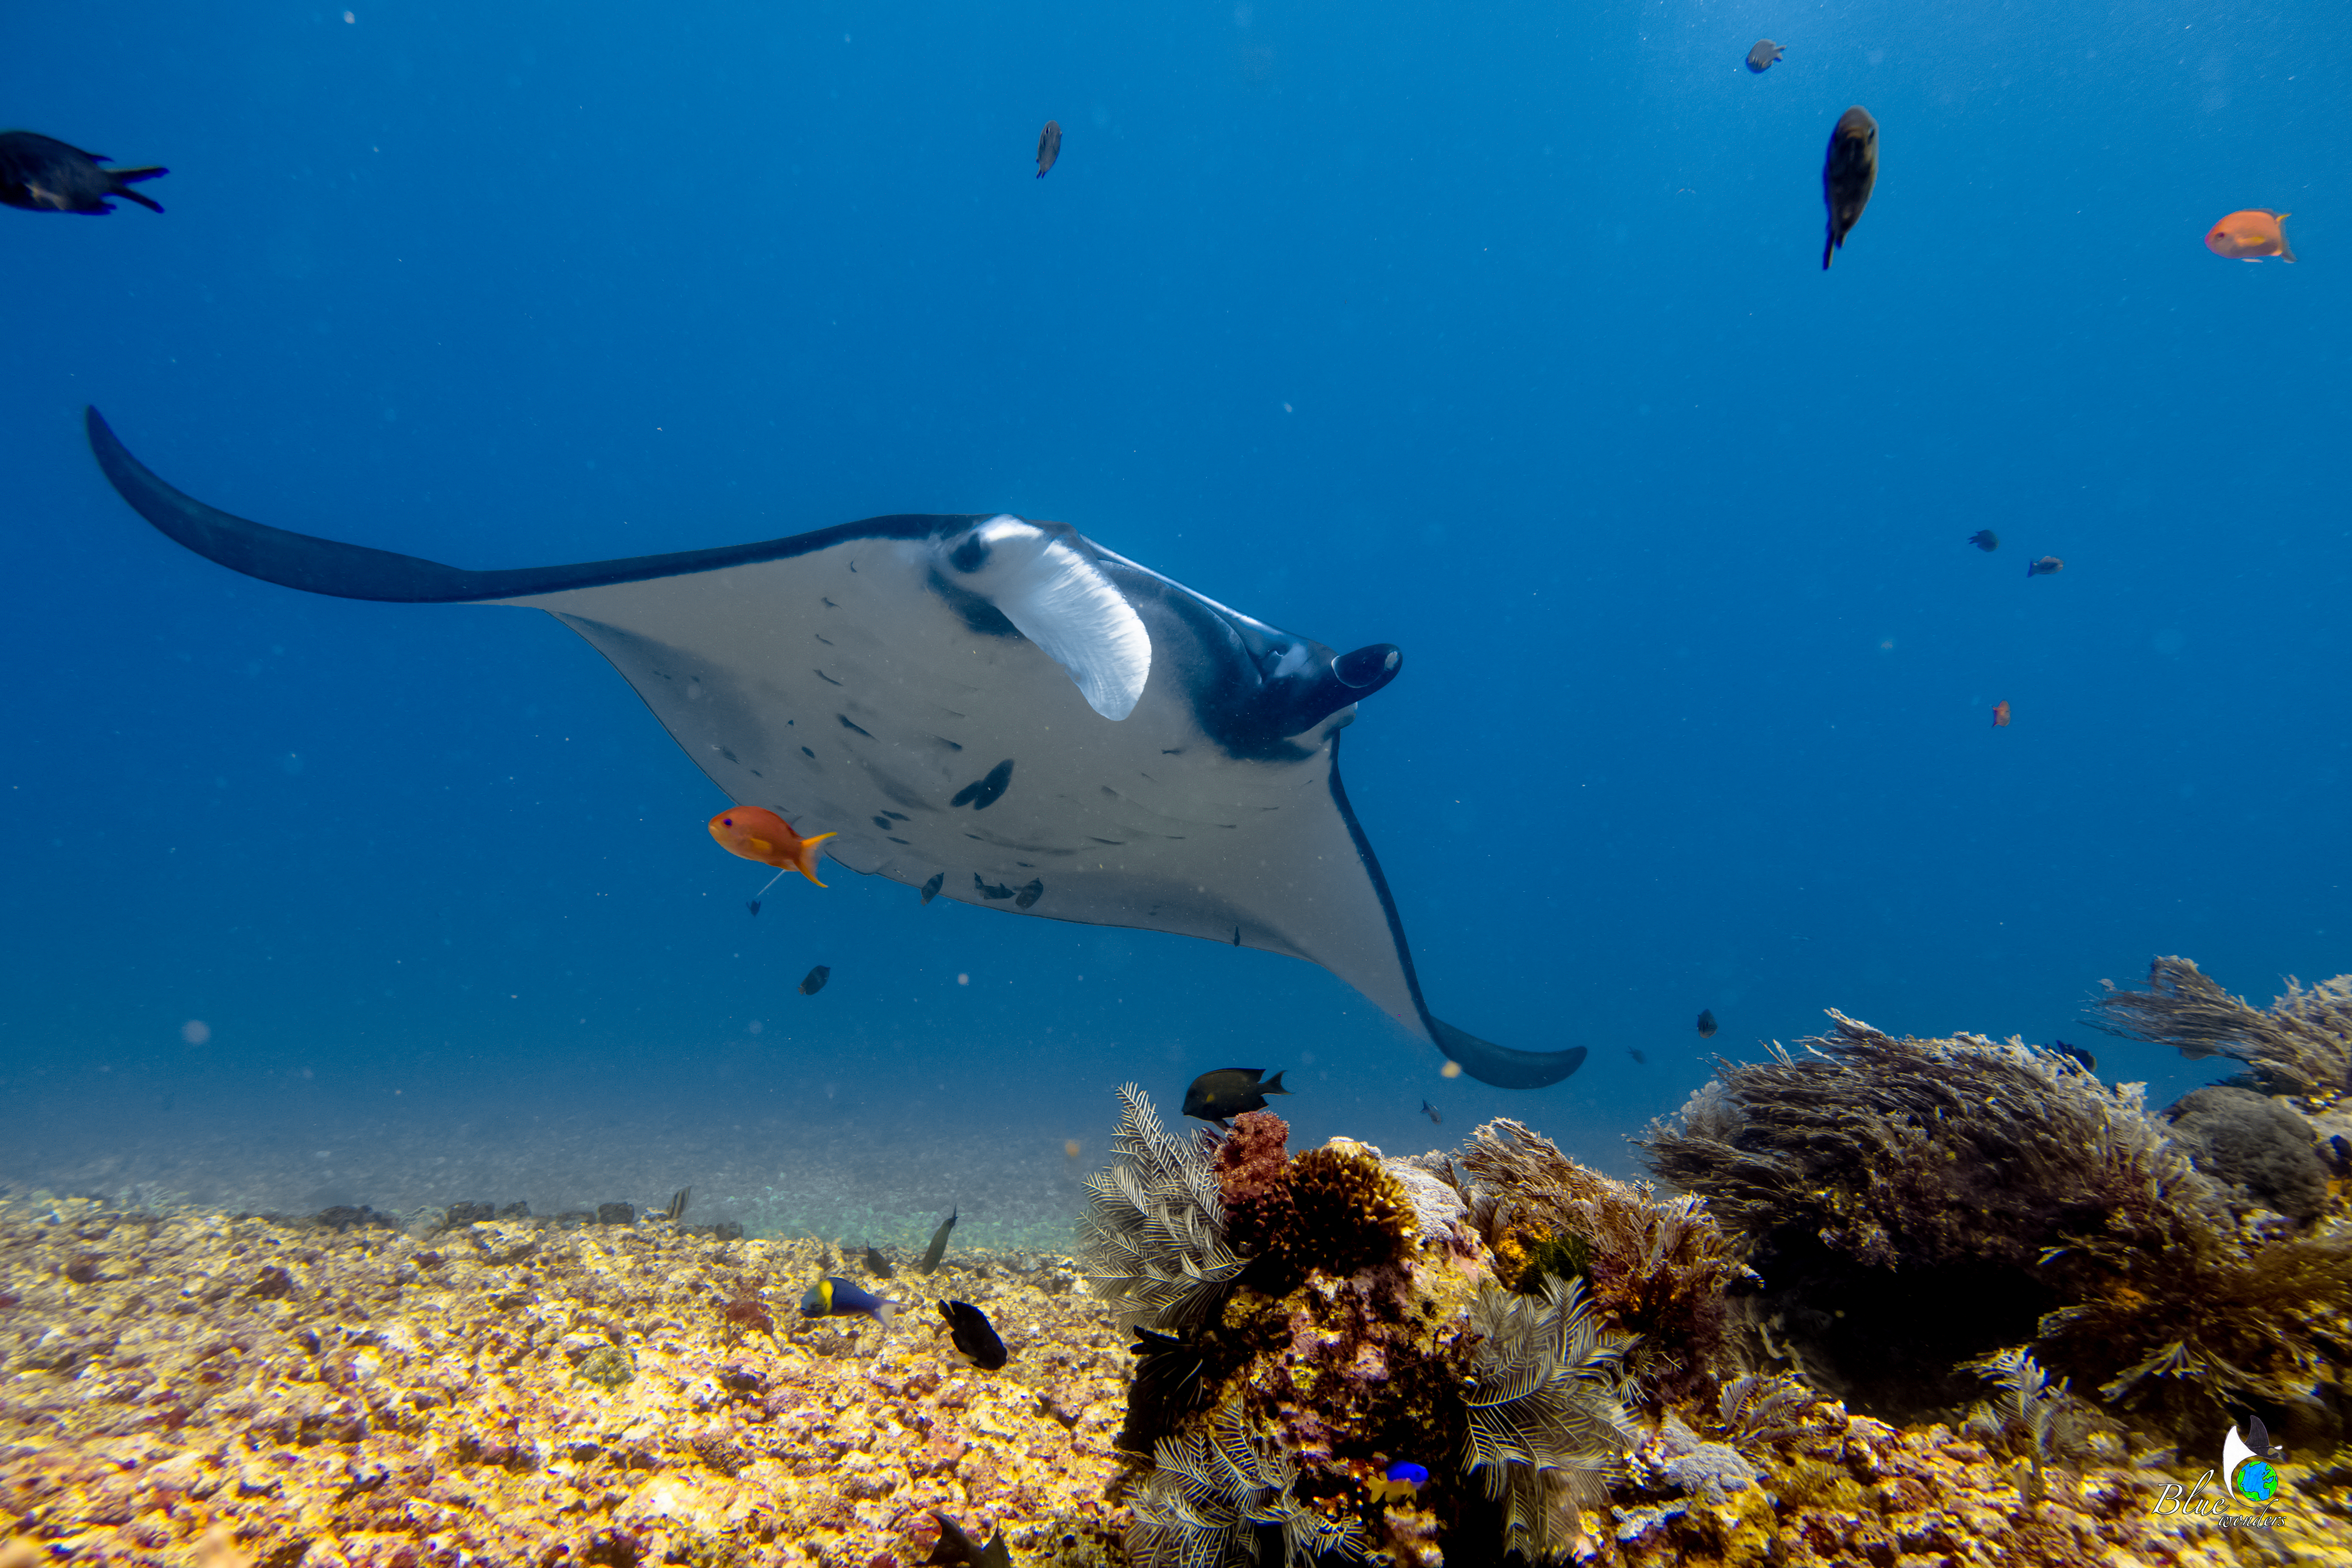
[1637,1013,2225,1276]
[2093,956,2352,1098]
[2033,1214,2352,1418]
[1457,1118,1750,1405]
[1640,1008,2352,1441]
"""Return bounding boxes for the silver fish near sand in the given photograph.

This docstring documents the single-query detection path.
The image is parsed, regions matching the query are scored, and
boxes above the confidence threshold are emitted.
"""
[85,410,1588,1089]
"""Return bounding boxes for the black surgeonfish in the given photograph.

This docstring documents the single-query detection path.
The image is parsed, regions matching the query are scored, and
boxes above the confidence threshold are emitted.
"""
[921,1207,957,1274]
[2052,1041,2096,1073]
[1746,40,1785,73]
[919,872,945,905]
[2027,556,2064,577]
[799,965,830,995]
[864,1246,894,1278]
[1821,106,1879,270]
[800,1275,897,1330]
[1183,1067,1291,1127]
[0,131,166,215]
[1696,1008,1719,1039]
[1421,1099,1441,1124]
[938,1299,1009,1369]
[1969,530,2000,552]
[1035,120,1062,179]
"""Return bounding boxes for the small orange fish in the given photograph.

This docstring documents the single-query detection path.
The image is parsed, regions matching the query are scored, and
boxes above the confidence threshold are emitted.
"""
[2205,209,2295,263]
[708,806,837,888]
[1992,701,2011,728]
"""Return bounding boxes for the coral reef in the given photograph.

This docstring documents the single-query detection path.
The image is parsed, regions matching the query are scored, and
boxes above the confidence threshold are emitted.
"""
[1209,1115,1416,1299]
[1127,1402,1363,1568]
[2095,956,2352,1097]
[1462,1273,1638,1558]
[11,1057,2345,1568]
[1456,1118,1751,1407]
[1960,1348,2095,1504]
[1641,1007,2352,1452]
[1077,1084,1246,1336]
[2165,1085,2332,1222]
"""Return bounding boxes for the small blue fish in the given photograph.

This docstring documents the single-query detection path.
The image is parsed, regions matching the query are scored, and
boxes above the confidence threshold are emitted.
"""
[801,1275,898,1331]
[1369,1458,1429,1504]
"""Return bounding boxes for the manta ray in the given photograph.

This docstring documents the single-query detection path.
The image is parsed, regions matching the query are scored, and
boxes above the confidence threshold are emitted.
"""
[86,409,1586,1090]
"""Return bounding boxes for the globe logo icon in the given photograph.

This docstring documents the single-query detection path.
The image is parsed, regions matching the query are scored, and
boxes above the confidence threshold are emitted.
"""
[2232,1458,2279,1504]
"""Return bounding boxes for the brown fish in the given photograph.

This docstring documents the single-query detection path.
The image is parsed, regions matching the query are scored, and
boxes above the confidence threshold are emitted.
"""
[1821,107,1878,270]
[2026,556,2063,578]
[1992,700,2011,728]
[1696,1008,1718,1039]
[1746,40,1785,74]
[1035,121,1062,179]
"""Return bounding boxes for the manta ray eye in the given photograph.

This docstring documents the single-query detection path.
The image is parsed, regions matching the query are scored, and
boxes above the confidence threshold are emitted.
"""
[949,536,989,573]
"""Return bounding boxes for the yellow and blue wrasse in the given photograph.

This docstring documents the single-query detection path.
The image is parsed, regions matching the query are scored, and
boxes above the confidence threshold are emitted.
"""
[801,1275,898,1331]
[1369,1459,1429,1505]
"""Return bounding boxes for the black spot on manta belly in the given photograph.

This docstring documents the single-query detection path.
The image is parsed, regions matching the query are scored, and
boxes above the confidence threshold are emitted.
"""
[888,836,910,845]
[722,748,738,763]
[950,759,1015,810]
[839,716,872,738]
[816,670,843,686]
[801,747,815,759]
[883,811,909,821]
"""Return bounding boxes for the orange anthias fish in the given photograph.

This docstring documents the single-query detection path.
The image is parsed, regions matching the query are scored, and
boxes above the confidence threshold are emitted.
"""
[1992,701,2012,729]
[2205,210,2295,263]
[708,806,837,888]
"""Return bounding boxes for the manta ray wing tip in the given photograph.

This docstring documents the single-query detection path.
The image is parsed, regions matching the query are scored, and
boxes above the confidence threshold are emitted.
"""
[1427,1017,1586,1090]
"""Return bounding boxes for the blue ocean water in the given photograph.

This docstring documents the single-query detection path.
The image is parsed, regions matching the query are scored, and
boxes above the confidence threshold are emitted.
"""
[3,1,2344,1230]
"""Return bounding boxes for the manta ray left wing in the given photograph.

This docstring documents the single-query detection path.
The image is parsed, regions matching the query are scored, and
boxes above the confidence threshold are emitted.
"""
[86,407,1586,1089]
